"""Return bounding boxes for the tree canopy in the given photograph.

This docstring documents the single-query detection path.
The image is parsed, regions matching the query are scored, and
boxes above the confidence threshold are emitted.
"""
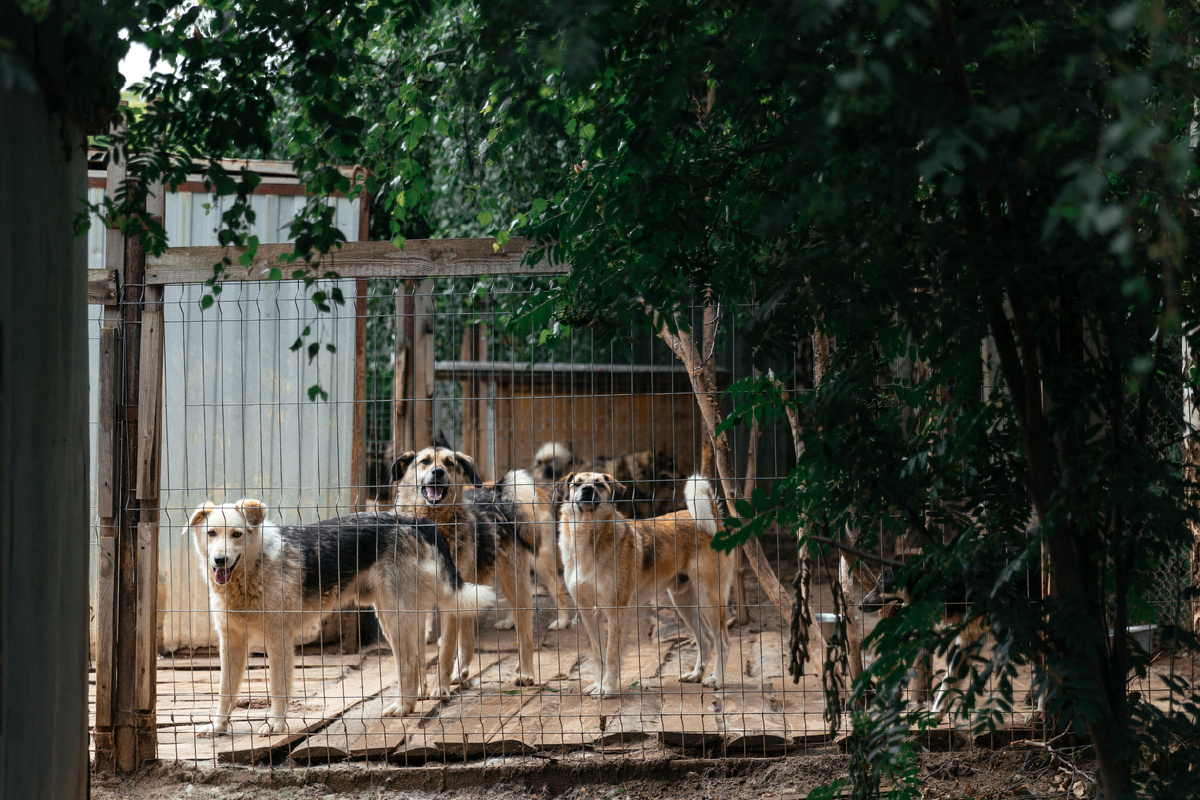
[12,0,1200,796]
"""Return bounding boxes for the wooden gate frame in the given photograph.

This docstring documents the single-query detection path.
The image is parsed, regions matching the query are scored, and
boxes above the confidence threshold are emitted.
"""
[87,162,563,771]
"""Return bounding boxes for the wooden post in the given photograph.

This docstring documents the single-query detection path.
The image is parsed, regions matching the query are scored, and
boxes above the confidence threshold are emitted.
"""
[352,278,368,509]
[411,280,435,449]
[92,151,125,772]
[394,283,413,459]
[96,170,164,772]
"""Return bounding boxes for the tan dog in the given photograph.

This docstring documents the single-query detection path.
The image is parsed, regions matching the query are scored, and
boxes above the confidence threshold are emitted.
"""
[556,472,732,696]
[391,447,539,689]
[187,500,494,734]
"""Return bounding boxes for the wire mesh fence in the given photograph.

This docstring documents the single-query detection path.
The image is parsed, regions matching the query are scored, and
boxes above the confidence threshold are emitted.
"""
[84,178,1195,770]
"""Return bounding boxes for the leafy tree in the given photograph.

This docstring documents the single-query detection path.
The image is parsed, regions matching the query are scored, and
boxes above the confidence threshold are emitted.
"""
[27,0,1200,796]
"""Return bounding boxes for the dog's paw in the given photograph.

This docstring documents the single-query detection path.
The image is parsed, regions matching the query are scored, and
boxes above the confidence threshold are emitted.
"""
[424,676,452,700]
[702,674,721,689]
[512,672,536,687]
[583,681,601,696]
[494,614,516,631]
[680,669,704,683]
[258,718,288,736]
[382,699,415,718]
[597,683,620,698]
[547,616,572,631]
[196,719,230,737]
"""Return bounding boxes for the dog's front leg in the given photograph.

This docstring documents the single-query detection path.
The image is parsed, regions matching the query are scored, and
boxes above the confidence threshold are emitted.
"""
[599,606,624,697]
[260,622,293,734]
[199,628,248,736]
[424,611,458,701]
[578,606,605,696]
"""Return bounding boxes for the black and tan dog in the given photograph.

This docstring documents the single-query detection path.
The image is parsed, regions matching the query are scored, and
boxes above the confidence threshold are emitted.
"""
[556,471,732,696]
[186,500,495,734]
[391,447,539,690]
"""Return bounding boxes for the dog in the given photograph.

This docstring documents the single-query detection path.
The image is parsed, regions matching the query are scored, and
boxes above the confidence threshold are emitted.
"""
[493,480,574,632]
[187,499,495,735]
[556,472,732,696]
[391,448,540,690]
[534,441,684,519]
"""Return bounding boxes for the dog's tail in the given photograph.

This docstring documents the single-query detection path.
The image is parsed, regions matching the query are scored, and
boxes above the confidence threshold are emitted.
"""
[685,474,721,536]
[495,468,539,550]
[421,521,498,613]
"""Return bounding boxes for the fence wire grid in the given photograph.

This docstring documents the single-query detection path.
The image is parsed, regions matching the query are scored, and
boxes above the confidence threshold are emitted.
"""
[86,270,1193,769]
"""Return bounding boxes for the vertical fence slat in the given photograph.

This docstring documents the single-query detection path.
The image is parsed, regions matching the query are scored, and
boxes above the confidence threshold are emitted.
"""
[135,303,162,500]
[412,280,434,449]
[95,537,116,730]
[134,522,157,711]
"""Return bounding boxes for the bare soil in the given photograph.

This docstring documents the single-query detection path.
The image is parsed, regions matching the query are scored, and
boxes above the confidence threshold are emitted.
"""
[91,746,1093,800]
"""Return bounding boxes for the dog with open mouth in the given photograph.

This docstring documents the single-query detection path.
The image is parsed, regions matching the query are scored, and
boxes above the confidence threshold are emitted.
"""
[186,499,495,735]
[391,447,541,691]
[556,472,732,697]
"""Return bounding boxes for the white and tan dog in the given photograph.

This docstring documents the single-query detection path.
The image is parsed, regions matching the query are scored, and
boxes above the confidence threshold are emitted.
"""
[187,500,495,735]
[556,472,732,696]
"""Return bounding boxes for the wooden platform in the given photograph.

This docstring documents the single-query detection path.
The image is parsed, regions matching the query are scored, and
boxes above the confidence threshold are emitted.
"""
[89,595,1058,767]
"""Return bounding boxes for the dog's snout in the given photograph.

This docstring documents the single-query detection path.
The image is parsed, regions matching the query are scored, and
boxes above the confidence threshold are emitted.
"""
[212,554,228,567]
[579,484,597,501]
[429,466,447,483]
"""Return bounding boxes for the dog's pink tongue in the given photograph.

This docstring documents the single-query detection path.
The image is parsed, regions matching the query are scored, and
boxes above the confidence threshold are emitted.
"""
[426,486,445,502]
[214,567,231,585]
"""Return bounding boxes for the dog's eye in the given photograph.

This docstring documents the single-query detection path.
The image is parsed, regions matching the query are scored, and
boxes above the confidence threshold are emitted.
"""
[207,530,216,538]
[420,457,431,466]
[445,458,456,469]
[230,530,243,539]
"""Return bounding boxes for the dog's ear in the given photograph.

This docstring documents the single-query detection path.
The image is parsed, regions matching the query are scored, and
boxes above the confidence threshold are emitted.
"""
[234,499,267,527]
[454,451,483,487]
[186,501,216,532]
[555,472,575,502]
[391,451,417,483]
[602,473,627,501]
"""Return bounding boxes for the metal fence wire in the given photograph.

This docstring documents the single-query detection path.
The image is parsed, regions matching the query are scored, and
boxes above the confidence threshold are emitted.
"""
[84,250,1191,769]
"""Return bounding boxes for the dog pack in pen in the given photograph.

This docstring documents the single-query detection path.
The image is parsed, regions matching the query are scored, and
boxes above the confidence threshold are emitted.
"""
[85,221,1137,769]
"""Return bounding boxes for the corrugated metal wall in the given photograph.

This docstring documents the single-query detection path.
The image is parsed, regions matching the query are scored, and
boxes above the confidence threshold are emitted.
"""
[88,187,361,652]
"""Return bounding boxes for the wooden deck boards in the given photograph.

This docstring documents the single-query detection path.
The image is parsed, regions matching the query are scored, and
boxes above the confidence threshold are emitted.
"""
[89,607,1060,766]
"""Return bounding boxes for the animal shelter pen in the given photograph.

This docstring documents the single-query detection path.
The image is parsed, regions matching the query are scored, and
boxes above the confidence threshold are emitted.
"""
[85,156,1192,775]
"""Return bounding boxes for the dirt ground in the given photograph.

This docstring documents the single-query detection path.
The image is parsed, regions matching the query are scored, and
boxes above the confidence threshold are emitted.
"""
[91,745,1095,800]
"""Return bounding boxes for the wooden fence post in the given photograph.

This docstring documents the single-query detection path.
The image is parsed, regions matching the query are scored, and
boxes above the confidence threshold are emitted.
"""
[411,280,435,449]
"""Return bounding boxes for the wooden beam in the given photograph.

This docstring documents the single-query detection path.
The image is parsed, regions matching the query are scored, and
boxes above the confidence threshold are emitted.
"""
[351,279,367,510]
[96,326,118,521]
[95,537,116,730]
[394,285,412,458]
[134,522,158,711]
[411,281,435,449]
[144,237,567,284]
[88,269,119,305]
[135,290,163,500]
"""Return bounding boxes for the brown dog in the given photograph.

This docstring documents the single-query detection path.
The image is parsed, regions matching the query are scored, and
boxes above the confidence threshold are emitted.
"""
[392,447,539,690]
[556,472,732,696]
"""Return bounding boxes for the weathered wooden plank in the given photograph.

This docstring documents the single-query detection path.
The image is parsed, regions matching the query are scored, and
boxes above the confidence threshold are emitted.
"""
[135,306,163,499]
[216,652,392,764]
[659,682,721,749]
[134,522,158,711]
[95,538,116,728]
[411,281,434,449]
[144,238,566,284]
[351,279,367,510]
[88,269,119,304]
[718,682,792,755]
[96,326,118,521]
